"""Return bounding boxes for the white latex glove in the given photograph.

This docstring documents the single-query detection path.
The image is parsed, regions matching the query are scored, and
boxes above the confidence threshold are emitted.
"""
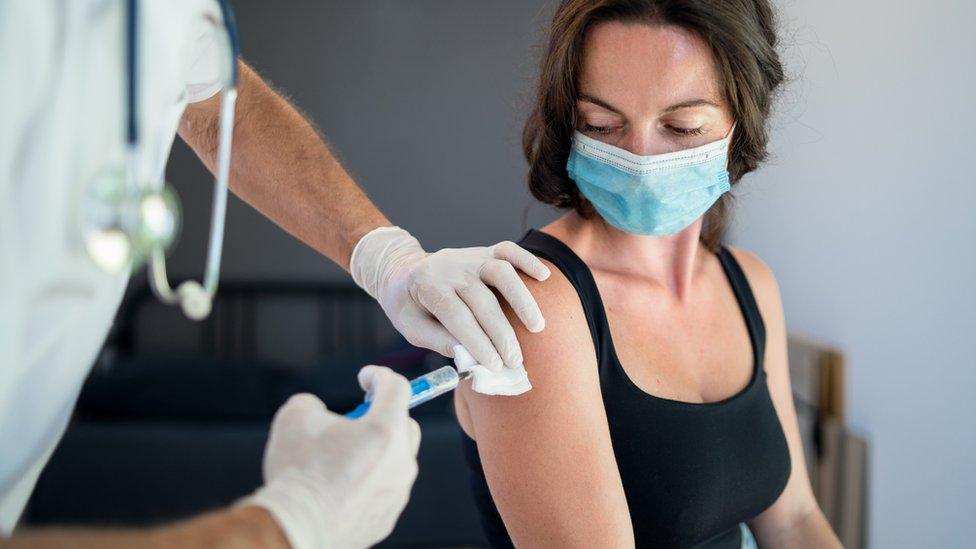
[350,226,551,371]
[243,366,421,549]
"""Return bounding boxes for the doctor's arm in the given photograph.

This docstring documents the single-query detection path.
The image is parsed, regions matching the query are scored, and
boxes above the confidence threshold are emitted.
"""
[729,249,841,548]
[179,61,385,274]
[178,61,550,371]
[1,507,287,549]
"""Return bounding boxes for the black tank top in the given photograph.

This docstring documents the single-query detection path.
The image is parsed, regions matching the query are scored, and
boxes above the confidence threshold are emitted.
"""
[462,229,792,548]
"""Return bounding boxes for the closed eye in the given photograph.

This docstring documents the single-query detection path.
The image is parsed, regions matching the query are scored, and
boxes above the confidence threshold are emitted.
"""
[666,124,706,137]
[581,123,619,135]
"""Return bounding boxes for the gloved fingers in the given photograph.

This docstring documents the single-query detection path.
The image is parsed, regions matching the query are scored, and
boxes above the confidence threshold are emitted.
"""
[457,282,523,368]
[416,289,504,371]
[491,241,551,281]
[480,259,546,333]
[358,366,413,421]
[264,393,335,481]
[407,418,422,456]
[280,392,328,413]
[398,307,461,358]
[272,393,333,434]
[357,365,385,392]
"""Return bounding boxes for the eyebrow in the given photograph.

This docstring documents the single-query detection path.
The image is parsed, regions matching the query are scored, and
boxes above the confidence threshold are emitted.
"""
[578,93,720,115]
[578,93,623,114]
[662,98,721,113]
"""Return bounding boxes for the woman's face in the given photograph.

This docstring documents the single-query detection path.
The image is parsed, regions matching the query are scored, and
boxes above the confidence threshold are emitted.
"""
[576,22,734,155]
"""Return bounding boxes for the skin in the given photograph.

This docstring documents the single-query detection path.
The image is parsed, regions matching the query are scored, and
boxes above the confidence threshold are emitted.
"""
[0,506,288,549]
[456,22,841,547]
[179,61,390,271]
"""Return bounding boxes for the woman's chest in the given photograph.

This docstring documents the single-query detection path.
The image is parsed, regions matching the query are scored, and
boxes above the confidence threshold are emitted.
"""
[595,274,755,405]
[604,385,792,548]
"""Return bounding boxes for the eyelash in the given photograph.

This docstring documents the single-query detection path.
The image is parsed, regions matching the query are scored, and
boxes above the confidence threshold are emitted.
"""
[667,125,706,137]
[581,123,617,135]
[581,124,706,137]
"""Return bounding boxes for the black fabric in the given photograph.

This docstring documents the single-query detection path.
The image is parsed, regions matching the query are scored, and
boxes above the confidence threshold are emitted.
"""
[462,229,791,548]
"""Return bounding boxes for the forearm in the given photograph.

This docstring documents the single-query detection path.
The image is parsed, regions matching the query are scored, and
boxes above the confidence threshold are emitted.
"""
[2,506,288,549]
[752,506,841,549]
[178,60,390,271]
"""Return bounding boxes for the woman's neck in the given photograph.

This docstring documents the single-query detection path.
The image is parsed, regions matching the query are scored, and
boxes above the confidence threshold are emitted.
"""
[542,212,707,301]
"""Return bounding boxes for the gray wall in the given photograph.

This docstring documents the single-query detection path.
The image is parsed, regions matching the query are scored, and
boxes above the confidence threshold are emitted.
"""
[164,1,974,546]
[729,1,974,547]
[165,0,560,282]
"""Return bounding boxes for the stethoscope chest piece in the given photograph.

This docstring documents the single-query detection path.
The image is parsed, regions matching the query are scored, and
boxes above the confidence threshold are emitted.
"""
[80,166,181,273]
[79,0,239,321]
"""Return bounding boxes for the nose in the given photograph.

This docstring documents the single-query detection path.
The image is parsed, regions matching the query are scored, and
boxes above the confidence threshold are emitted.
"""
[618,123,673,156]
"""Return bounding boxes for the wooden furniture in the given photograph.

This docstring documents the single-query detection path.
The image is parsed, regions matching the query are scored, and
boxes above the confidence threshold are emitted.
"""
[788,335,869,548]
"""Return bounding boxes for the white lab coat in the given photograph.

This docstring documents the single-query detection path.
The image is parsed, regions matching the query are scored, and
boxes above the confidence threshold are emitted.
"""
[0,0,226,534]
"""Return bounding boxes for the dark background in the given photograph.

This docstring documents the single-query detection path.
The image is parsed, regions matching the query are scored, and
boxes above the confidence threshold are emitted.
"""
[167,0,561,285]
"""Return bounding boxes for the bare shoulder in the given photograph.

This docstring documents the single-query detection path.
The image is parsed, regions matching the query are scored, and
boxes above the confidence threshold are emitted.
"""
[459,257,602,434]
[458,258,633,545]
[724,246,783,318]
[511,258,591,347]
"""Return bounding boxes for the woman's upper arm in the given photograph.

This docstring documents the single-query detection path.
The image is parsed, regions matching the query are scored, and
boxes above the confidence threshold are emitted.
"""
[728,248,826,539]
[459,264,634,548]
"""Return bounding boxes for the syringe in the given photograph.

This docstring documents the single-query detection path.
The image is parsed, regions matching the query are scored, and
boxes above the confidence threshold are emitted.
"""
[345,365,472,419]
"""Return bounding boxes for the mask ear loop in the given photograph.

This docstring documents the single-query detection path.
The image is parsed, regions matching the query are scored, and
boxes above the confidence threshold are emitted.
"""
[721,121,737,171]
[147,0,239,321]
[725,121,737,141]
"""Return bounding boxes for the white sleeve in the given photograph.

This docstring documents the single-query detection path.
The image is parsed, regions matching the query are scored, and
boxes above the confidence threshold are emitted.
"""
[0,0,48,406]
[0,1,49,532]
[181,12,227,103]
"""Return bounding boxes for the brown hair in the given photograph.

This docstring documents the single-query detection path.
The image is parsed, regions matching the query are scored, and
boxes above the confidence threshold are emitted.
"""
[523,0,784,250]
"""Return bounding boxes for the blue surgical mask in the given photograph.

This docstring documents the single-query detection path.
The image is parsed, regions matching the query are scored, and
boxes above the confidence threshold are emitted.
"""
[566,126,734,236]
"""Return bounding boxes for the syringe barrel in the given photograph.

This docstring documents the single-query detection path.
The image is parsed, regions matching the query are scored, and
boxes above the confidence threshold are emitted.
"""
[345,365,461,419]
[409,365,460,408]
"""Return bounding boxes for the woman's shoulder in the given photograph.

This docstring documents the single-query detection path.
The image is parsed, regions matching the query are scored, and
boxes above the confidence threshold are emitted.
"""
[510,257,592,352]
[459,262,633,548]
[723,246,777,285]
[722,245,784,326]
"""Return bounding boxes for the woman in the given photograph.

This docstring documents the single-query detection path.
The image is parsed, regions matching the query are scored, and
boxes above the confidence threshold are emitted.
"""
[455,1,842,547]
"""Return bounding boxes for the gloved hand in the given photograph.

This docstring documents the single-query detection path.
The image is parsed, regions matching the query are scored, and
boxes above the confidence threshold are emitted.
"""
[350,226,551,371]
[243,366,421,549]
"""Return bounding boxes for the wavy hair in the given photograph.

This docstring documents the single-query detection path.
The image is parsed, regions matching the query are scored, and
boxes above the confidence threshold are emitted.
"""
[523,0,785,249]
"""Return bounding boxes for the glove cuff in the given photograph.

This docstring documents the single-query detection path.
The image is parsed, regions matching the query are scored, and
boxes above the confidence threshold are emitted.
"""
[239,469,337,549]
[349,226,424,300]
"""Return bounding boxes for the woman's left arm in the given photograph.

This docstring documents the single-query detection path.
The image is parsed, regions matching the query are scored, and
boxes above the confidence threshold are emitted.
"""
[729,249,842,549]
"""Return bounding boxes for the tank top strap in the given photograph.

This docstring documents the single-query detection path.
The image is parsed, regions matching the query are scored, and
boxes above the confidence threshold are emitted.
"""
[519,230,767,369]
[517,229,613,364]
[715,246,767,365]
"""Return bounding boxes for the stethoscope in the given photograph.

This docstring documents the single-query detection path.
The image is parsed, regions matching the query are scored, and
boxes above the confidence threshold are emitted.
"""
[80,0,239,321]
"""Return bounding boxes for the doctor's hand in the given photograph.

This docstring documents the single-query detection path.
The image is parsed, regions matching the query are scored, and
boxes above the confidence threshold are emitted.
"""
[244,367,421,549]
[350,227,551,371]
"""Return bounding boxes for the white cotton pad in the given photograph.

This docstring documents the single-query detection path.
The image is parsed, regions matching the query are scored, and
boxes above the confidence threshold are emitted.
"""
[453,345,532,396]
